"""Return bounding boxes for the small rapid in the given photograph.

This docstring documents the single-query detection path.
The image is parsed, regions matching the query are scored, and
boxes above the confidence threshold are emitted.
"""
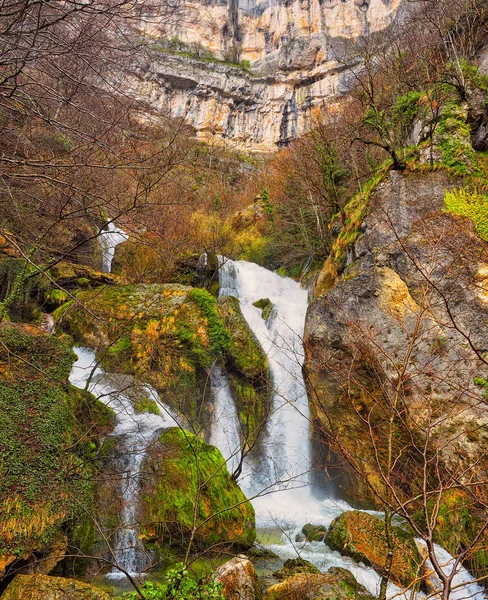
[69,347,178,577]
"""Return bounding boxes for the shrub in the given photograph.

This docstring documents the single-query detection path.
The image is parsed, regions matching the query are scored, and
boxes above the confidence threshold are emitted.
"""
[444,188,488,240]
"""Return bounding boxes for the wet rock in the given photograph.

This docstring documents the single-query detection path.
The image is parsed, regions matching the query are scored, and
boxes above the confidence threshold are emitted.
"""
[264,566,374,599]
[215,555,262,600]
[252,298,273,321]
[302,524,327,542]
[1,574,110,600]
[325,511,421,588]
[140,427,255,550]
[246,545,279,559]
[273,557,320,580]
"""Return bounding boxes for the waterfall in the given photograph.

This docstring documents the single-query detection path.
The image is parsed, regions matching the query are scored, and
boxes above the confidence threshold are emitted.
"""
[69,347,178,578]
[217,257,317,524]
[209,364,241,477]
[99,223,128,273]
[213,258,486,600]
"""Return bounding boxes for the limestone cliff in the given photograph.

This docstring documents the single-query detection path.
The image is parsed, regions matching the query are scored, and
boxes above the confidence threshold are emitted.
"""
[129,0,404,149]
[304,169,488,576]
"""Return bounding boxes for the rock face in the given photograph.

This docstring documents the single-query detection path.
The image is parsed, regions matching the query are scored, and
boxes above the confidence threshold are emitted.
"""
[128,0,405,150]
[55,283,270,434]
[215,555,262,599]
[139,427,256,549]
[304,169,488,575]
[263,567,374,600]
[1,574,110,600]
[0,323,113,580]
[325,511,421,588]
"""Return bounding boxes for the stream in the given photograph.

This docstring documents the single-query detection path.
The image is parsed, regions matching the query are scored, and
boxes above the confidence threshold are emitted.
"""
[68,237,485,597]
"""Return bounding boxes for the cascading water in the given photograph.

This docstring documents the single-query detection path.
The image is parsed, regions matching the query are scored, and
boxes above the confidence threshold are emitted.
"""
[214,257,486,600]
[69,347,178,578]
[209,364,241,477]
[99,223,128,273]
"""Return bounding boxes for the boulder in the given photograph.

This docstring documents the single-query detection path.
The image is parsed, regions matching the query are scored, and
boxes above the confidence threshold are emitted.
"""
[273,558,320,580]
[325,511,421,588]
[1,574,110,600]
[302,524,327,542]
[140,427,255,550]
[0,323,113,579]
[215,555,262,600]
[263,567,375,600]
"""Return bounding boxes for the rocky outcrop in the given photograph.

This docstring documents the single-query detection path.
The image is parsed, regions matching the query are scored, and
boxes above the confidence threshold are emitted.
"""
[304,168,488,575]
[272,558,320,580]
[215,555,262,599]
[139,427,256,549]
[128,1,405,149]
[0,323,113,581]
[1,574,110,600]
[325,511,421,588]
[55,283,270,433]
[263,567,374,600]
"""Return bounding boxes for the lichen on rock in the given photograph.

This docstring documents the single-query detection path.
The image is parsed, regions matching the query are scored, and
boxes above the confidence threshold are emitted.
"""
[1,574,110,600]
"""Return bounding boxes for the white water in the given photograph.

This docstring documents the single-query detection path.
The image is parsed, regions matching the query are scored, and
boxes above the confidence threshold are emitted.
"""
[69,346,178,578]
[215,258,486,600]
[99,222,128,272]
[209,364,242,476]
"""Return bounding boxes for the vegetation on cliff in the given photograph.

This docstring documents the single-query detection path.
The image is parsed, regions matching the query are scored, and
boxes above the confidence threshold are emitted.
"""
[0,323,113,579]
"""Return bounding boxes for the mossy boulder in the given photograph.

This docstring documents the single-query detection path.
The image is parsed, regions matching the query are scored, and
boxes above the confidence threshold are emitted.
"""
[140,427,255,550]
[273,558,320,580]
[264,567,375,600]
[1,574,110,600]
[217,295,270,445]
[302,524,327,542]
[54,284,230,421]
[0,323,113,578]
[252,298,273,321]
[325,511,421,588]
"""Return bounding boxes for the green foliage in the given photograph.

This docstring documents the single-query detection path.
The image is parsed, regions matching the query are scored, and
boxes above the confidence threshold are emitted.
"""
[260,188,273,219]
[444,188,488,240]
[437,101,479,175]
[0,323,112,562]
[240,59,251,71]
[121,564,224,600]
[134,396,161,415]
[392,91,422,141]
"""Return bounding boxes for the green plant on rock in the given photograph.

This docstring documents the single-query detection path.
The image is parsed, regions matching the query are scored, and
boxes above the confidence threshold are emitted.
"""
[444,188,488,240]
[121,564,224,600]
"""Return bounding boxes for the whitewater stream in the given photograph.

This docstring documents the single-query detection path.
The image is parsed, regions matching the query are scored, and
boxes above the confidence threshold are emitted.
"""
[213,258,486,600]
[69,348,178,577]
[99,223,128,273]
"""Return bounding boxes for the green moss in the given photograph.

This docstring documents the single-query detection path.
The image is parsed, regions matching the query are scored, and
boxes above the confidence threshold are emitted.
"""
[134,396,160,415]
[252,298,273,321]
[140,427,255,550]
[0,323,113,569]
[444,187,488,240]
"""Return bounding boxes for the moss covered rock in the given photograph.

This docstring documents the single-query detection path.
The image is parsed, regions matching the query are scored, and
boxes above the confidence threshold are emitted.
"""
[325,511,421,588]
[1,574,110,600]
[273,558,320,580]
[264,567,375,600]
[0,323,113,578]
[302,524,327,543]
[54,284,230,421]
[140,427,255,550]
[217,295,270,445]
[252,298,273,321]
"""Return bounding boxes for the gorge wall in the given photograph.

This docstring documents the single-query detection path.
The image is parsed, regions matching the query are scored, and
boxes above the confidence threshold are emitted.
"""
[129,0,404,150]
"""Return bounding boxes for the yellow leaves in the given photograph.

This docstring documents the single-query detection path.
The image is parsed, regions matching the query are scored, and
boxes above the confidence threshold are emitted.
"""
[145,320,160,342]
[179,357,193,372]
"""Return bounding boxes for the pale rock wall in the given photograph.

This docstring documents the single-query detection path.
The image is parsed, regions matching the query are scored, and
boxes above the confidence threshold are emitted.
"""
[129,0,404,150]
